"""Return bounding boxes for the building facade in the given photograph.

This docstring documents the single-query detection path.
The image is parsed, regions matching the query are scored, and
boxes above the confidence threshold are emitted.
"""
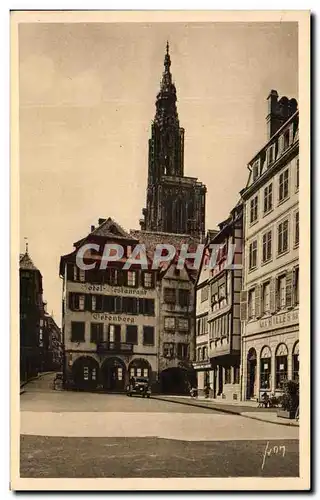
[139,42,206,240]
[130,229,198,394]
[59,218,159,392]
[240,90,299,400]
[194,204,243,401]
[42,308,63,371]
[20,249,44,381]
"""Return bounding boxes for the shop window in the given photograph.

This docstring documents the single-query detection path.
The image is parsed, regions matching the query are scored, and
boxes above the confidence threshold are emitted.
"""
[225,367,232,384]
[143,368,149,378]
[292,342,299,381]
[260,346,272,390]
[275,344,288,390]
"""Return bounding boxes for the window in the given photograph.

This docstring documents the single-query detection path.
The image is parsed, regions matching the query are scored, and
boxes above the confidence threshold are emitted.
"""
[218,283,226,300]
[294,267,299,305]
[279,169,289,202]
[234,366,240,384]
[177,343,188,360]
[164,288,176,304]
[283,130,290,150]
[73,265,85,282]
[126,325,138,344]
[139,298,155,316]
[143,272,153,288]
[278,219,289,254]
[252,161,259,181]
[260,347,271,390]
[275,344,288,390]
[262,231,272,263]
[110,268,118,285]
[295,211,299,246]
[179,289,189,307]
[263,184,273,213]
[296,159,299,190]
[164,317,175,330]
[143,326,154,345]
[71,322,85,342]
[163,342,175,358]
[178,318,189,331]
[127,271,136,287]
[69,293,85,311]
[267,145,275,165]
[292,343,299,382]
[201,286,208,302]
[262,282,270,314]
[248,288,256,319]
[250,196,258,223]
[143,368,149,378]
[249,240,257,270]
[109,324,121,343]
[90,323,103,343]
[122,297,138,315]
[277,275,286,310]
[225,367,232,384]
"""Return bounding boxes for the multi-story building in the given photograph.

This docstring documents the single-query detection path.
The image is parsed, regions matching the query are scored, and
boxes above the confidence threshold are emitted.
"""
[194,204,243,401]
[130,229,198,394]
[42,307,63,371]
[240,90,299,400]
[59,217,159,392]
[20,248,44,381]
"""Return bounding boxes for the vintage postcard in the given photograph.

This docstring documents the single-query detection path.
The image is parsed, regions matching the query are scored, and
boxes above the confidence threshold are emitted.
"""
[11,10,310,491]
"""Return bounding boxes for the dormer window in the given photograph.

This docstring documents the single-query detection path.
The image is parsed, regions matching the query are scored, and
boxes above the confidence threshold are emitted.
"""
[283,130,290,150]
[267,145,275,166]
[252,161,259,182]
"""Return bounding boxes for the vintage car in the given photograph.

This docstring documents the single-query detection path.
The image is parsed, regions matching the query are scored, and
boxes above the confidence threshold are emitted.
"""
[126,376,151,398]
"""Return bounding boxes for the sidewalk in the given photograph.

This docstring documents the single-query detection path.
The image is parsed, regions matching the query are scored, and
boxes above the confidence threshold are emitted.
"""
[20,371,55,395]
[152,395,299,427]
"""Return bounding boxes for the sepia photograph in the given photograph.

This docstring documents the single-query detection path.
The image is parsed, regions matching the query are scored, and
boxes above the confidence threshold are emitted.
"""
[11,9,310,491]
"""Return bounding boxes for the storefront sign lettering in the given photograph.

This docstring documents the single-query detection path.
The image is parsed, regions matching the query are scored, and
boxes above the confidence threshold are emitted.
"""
[81,283,147,296]
[259,310,299,329]
[92,313,135,324]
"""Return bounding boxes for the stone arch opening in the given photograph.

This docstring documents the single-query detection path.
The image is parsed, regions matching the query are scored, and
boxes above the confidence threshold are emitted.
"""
[246,347,257,399]
[128,358,152,381]
[72,356,99,391]
[101,357,126,392]
[160,367,192,395]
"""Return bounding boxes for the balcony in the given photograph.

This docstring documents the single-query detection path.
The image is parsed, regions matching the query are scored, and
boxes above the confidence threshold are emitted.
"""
[96,341,133,355]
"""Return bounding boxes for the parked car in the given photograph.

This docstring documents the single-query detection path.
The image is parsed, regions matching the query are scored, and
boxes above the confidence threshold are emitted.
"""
[126,377,151,398]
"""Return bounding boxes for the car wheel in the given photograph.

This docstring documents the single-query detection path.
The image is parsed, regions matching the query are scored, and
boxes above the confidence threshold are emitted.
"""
[147,395,150,398]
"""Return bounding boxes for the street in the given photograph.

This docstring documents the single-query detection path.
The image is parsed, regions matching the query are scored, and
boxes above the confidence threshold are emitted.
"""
[20,373,299,478]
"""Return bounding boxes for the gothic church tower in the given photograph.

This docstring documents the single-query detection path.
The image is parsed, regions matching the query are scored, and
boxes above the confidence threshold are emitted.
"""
[140,43,206,240]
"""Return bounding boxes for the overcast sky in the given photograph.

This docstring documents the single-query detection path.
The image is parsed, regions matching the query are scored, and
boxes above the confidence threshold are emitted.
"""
[19,21,298,325]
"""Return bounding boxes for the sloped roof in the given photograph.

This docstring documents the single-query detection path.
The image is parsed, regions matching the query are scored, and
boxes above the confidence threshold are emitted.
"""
[19,252,39,272]
[74,217,139,247]
[130,229,199,278]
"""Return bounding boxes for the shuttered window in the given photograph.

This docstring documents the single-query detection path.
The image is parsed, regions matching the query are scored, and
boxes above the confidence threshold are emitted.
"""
[248,288,256,319]
[250,196,258,223]
[279,168,289,202]
[285,271,293,308]
[240,290,248,322]
[278,219,289,254]
[90,323,103,343]
[249,240,257,270]
[263,183,273,213]
[262,282,270,314]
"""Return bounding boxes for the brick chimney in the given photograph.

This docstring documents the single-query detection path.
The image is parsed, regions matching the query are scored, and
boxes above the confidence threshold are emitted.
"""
[266,90,298,139]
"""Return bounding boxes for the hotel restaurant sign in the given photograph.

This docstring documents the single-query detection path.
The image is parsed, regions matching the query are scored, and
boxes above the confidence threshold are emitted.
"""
[259,310,299,330]
[80,283,148,296]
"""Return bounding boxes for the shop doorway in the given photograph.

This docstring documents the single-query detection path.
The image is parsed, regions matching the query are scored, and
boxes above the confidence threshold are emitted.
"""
[247,348,257,399]
[101,357,126,392]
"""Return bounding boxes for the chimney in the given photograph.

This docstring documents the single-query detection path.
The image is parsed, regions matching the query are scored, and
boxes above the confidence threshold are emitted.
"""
[266,89,298,140]
[90,225,95,232]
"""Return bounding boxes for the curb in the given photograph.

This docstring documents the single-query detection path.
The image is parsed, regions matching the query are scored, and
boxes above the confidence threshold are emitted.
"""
[151,396,299,428]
